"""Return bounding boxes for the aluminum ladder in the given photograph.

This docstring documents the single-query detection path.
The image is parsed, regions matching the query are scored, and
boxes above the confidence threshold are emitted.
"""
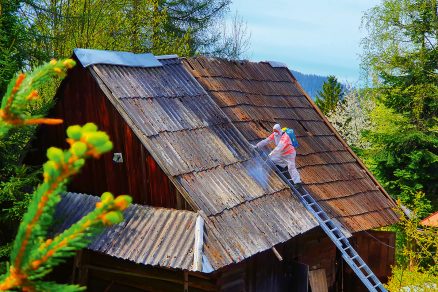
[261,153,387,292]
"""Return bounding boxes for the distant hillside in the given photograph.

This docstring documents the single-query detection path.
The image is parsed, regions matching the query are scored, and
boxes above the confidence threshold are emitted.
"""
[290,70,327,100]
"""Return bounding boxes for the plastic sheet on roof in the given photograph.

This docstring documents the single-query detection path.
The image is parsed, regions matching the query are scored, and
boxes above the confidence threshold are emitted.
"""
[74,48,163,68]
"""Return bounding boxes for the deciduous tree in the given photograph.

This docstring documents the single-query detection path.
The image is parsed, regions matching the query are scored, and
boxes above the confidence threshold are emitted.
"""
[362,0,438,207]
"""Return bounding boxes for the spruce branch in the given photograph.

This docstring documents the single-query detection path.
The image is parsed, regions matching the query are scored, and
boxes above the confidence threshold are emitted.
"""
[0,123,132,291]
[0,59,75,136]
[0,60,132,291]
[27,192,131,277]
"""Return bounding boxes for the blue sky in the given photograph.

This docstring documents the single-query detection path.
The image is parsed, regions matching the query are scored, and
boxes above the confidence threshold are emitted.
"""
[228,0,381,82]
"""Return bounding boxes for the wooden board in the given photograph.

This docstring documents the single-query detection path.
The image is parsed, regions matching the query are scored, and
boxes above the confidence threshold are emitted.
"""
[309,269,328,292]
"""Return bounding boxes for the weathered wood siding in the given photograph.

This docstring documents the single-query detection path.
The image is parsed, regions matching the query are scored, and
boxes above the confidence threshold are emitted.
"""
[343,230,396,291]
[75,250,216,292]
[29,64,189,209]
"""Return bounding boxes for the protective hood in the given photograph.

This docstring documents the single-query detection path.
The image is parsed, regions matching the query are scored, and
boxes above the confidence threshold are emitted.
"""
[273,124,283,145]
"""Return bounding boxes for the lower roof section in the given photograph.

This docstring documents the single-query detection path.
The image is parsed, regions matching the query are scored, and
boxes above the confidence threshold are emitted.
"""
[55,192,317,272]
[55,192,198,271]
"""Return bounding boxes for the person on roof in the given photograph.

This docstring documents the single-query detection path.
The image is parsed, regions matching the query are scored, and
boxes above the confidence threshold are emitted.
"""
[254,124,301,184]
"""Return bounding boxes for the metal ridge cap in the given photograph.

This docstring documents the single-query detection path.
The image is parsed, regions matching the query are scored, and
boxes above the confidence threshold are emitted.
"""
[73,48,163,68]
[266,60,288,68]
[156,54,179,60]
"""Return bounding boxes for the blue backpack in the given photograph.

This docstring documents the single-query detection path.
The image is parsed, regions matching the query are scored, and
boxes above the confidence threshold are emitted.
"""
[282,127,299,148]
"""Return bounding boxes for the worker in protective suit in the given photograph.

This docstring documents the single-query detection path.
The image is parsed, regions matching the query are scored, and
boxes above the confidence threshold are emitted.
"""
[254,124,301,184]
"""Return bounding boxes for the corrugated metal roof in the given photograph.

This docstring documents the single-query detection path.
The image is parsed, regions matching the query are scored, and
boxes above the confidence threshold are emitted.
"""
[55,192,197,270]
[203,188,317,268]
[74,54,318,271]
[55,192,315,272]
[183,56,399,233]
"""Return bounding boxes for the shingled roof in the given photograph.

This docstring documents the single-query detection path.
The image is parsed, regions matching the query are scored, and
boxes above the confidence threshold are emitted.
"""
[70,49,318,271]
[182,57,399,232]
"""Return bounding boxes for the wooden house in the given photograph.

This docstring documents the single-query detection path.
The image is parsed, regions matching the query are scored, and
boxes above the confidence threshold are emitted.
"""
[31,49,399,291]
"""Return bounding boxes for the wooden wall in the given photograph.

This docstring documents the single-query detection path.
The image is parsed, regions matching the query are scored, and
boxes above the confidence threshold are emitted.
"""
[214,228,395,292]
[342,230,396,292]
[69,229,394,291]
[74,250,216,292]
[27,64,191,209]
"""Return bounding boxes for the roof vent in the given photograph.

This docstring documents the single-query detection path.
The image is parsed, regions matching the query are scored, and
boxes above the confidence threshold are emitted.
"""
[74,48,163,68]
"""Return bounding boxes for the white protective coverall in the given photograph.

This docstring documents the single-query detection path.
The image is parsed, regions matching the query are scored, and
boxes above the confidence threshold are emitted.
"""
[256,124,301,184]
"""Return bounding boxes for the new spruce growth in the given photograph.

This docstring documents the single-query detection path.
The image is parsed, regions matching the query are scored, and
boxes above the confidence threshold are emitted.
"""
[0,123,132,291]
[0,60,132,291]
[0,59,76,136]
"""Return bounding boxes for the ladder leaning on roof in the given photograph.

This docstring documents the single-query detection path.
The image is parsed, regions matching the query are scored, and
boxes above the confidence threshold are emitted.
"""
[259,152,387,292]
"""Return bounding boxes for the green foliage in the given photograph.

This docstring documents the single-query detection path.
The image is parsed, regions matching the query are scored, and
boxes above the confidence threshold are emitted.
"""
[315,75,343,115]
[385,195,437,291]
[0,121,131,291]
[386,266,438,291]
[0,0,28,97]
[0,61,132,291]
[161,0,231,55]
[0,59,74,269]
[0,166,38,258]
[362,0,438,208]
[364,109,438,207]
[20,0,194,60]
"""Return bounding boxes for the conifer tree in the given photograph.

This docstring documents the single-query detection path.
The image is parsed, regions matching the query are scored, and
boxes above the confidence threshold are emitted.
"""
[315,75,343,115]
[0,0,28,97]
